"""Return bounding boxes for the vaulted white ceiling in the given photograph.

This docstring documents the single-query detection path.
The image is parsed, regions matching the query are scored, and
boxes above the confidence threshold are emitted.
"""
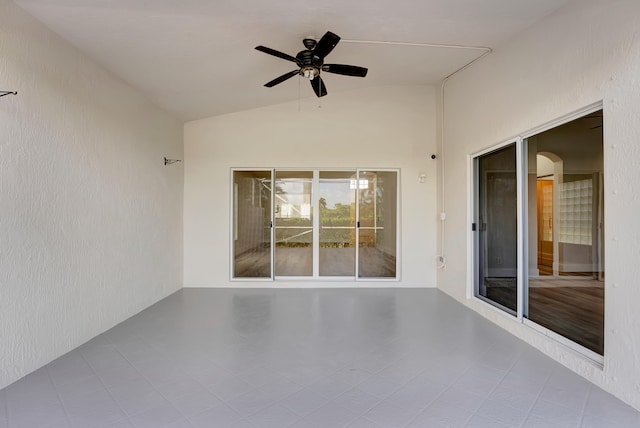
[14,0,570,121]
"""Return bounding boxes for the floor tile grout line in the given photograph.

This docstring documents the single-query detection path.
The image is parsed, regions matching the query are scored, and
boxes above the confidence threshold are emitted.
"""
[114,328,257,414]
[518,362,555,427]
[142,339,312,422]
[83,337,195,423]
[74,348,137,427]
[106,337,230,425]
[236,362,309,390]
[273,345,391,387]
[41,367,74,428]
[359,416,384,427]
[127,328,282,402]
[0,391,7,428]
[405,345,518,427]
[221,379,311,420]
[579,383,595,427]
[334,357,467,428]
[400,362,482,427]
[280,369,394,426]
[258,352,392,419]
[485,346,540,428]
[400,345,510,427]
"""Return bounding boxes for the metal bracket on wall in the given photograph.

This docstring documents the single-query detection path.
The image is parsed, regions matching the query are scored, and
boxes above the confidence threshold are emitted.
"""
[164,157,182,166]
[0,91,17,98]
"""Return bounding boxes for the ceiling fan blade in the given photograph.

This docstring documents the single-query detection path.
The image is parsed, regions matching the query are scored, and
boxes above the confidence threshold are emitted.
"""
[255,46,297,63]
[313,31,340,59]
[264,70,300,87]
[322,64,368,77]
[310,76,328,97]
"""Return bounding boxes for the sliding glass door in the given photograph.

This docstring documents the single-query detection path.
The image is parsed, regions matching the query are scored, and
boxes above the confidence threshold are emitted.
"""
[472,107,605,359]
[525,111,604,356]
[232,169,399,281]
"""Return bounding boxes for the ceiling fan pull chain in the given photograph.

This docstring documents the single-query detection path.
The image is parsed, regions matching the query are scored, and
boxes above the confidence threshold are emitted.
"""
[298,75,301,112]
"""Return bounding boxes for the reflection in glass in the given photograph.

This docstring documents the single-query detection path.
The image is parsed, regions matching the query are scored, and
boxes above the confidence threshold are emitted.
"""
[358,171,397,278]
[232,171,272,278]
[319,171,356,276]
[274,171,313,276]
[526,110,604,355]
[475,145,518,313]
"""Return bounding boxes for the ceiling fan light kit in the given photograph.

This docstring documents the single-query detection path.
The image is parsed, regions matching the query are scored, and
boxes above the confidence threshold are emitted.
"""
[255,31,368,98]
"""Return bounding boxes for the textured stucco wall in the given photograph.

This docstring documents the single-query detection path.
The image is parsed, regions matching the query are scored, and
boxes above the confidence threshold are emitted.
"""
[184,86,438,287]
[438,0,640,410]
[0,0,183,389]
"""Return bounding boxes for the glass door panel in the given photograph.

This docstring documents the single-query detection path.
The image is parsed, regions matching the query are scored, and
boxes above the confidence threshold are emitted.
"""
[319,171,356,276]
[274,171,313,276]
[232,170,272,278]
[357,171,397,278]
[525,110,604,355]
[475,145,518,313]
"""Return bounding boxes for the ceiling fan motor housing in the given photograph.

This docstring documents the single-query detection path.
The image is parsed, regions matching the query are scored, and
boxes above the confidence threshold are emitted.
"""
[302,38,317,50]
[296,50,322,79]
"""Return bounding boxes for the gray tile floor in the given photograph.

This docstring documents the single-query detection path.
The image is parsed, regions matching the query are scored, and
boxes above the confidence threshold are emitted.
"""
[1,289,639,428]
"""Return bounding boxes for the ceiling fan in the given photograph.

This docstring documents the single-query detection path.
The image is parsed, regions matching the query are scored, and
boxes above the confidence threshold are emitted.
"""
[255,31,368,98]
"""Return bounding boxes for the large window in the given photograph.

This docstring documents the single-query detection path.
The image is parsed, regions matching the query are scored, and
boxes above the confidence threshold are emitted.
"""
[232,169,399,281]
[473,107,605,359]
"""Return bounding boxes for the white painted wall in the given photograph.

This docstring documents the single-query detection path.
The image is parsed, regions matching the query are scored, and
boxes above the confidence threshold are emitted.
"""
[0,0,183,389]
[184,86,438,287]
[438,0,640,410]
